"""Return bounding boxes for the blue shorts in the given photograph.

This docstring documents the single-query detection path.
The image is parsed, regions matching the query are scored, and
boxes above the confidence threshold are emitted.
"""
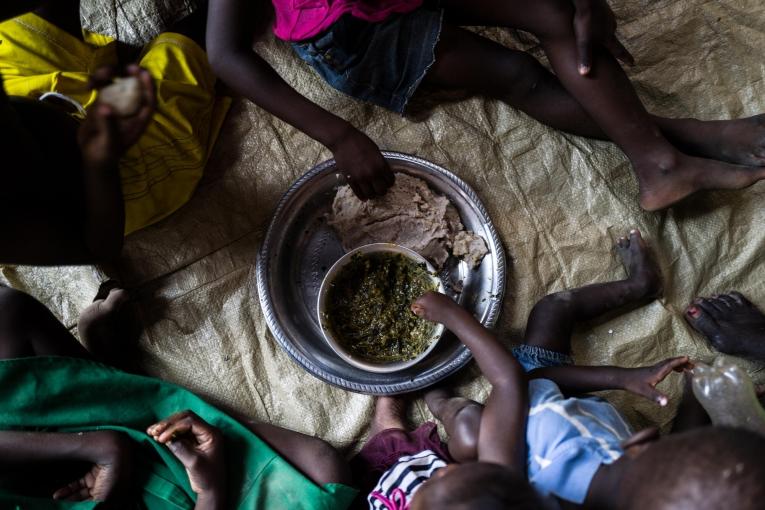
[291,8,443,114]
[512,344,573,372]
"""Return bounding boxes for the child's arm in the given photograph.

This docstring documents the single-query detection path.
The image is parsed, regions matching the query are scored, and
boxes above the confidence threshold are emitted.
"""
[412,292,528,474]
[206,0,393,201]
[76,66,156,261]
[529,356,691,406]
[0,430,132,501]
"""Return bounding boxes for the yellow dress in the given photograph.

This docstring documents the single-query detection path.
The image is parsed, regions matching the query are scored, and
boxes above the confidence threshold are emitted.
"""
[0,13,230,234]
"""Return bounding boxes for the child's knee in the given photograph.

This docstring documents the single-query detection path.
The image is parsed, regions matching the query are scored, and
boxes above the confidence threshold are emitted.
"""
[500,52,553,100]
[0,287,36,323]
[449,404,482,462]
[532,292,575,318]
[304,437,352,486]
[0,287,39,350]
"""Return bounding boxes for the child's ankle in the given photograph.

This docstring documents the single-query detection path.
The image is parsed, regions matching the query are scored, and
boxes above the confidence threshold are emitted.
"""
[633,146,680,173]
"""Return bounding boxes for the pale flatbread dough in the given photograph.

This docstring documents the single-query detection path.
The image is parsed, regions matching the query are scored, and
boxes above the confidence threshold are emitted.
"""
[453,231,489,269]
[329,173,488,268]
[99,77,142,116]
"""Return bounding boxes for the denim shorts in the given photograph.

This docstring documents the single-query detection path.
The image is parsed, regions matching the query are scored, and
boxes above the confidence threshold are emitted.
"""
[512,344,573,372]
[291,7,443,114]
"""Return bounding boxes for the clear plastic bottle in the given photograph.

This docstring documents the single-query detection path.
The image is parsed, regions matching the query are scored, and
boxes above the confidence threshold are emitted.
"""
[692,357,765,435]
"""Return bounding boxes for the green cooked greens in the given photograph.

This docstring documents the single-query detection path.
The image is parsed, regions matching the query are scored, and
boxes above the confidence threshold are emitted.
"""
[325,252,439,363]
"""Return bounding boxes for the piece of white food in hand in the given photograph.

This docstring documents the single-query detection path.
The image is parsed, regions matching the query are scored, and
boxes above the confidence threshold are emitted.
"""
[99,77,142,116]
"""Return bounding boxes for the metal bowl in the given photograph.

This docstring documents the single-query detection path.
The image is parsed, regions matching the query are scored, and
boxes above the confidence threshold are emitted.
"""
[317,243,446,373]
[256,151,506,395]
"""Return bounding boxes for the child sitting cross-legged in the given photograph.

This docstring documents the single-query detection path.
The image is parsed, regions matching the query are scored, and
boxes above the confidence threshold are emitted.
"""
[352,229,765,509]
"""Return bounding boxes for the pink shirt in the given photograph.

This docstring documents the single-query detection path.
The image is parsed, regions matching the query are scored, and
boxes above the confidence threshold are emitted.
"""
[271,0,423,41]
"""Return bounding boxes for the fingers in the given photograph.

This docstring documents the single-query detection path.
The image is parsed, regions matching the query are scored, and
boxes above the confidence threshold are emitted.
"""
[574,15,593,75]
[120,68,156,144]
[148,410,194,439]
[371,177,390,196]
[89,66,120,90]
[53,478,90,501]
[148,410,217,445]
[157,420,194,444]
[641,385,669,407]
[381,163,395,187]
[346,169,393,201]
[165,434,199,467]
[655,356,693,379]
[606,36,635,66]
[635,356,691,406]
[89,103,119,140]
[135,67,157,113]
[347,175,368,201]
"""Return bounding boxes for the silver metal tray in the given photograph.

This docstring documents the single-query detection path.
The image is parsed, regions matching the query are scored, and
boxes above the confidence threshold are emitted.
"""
[256,152,506,395]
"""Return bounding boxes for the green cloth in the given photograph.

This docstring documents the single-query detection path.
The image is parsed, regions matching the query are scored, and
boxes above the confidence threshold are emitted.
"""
[0,356,358,509]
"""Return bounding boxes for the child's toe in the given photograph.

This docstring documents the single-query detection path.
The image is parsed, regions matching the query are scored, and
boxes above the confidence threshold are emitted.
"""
[685,304,719,338]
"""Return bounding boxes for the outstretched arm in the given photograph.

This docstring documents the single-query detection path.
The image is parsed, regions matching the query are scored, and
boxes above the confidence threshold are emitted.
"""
[529,356,691,406]
[412,292,527,474]
[0,430,132,502]
[206,0,393,200]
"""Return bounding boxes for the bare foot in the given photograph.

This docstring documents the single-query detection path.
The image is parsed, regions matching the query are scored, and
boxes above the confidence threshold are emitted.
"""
[685,292,765,361]
[77,285,138,370]
[614,229,662,299]
[667,115,765,167]
[370,397,408,436]
[634,151,765,211]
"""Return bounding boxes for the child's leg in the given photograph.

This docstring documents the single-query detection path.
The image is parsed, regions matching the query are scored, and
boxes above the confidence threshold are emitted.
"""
[523,229,661,353]
[243,421,352,487]
[426,1,765,210]
[0,284,134,363]
[425,26,765,168]
[0,286,90,360]
[424,388,483,463]
[233,398,392,488]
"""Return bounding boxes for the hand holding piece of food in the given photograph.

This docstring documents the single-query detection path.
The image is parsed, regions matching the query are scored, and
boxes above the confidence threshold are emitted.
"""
[147,411,226,498]
[77,65,156,168]
[331,128,395,201]
[99,77,143,116]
